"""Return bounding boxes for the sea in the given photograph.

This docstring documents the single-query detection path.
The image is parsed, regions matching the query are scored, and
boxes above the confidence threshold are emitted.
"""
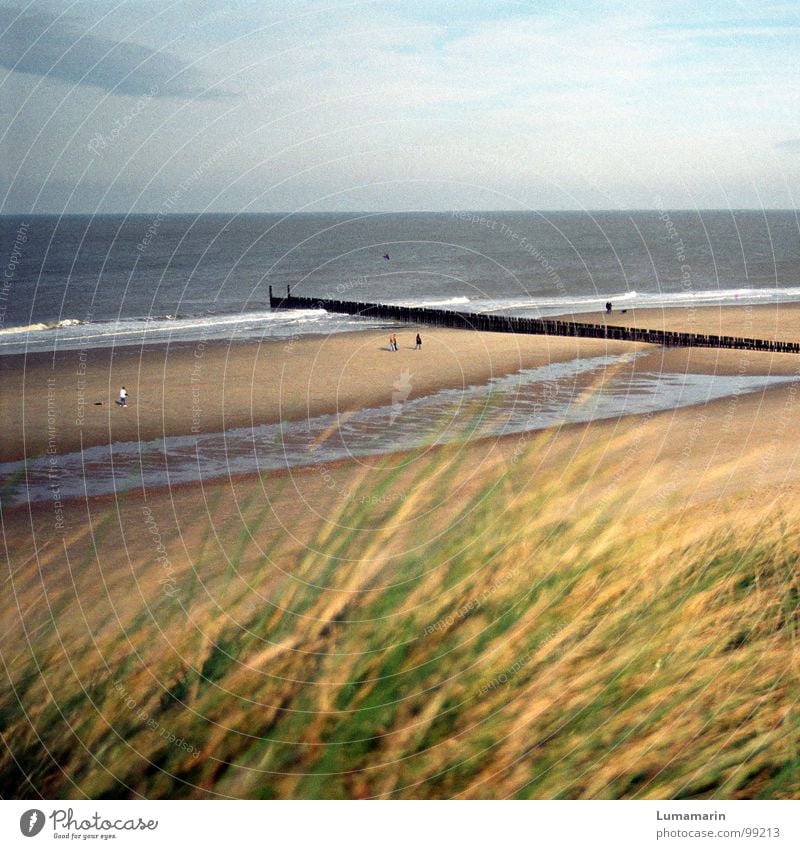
[2,210,799,504]
[1,210,799,354]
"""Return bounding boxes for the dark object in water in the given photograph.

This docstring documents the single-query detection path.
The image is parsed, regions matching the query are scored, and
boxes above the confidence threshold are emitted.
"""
[270,290,800,354]
[383,253,390,260]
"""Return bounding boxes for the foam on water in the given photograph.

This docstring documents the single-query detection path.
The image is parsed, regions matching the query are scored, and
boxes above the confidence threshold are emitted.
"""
[4,210,799,357]
[3,286,799,355]
[0,308,391,354]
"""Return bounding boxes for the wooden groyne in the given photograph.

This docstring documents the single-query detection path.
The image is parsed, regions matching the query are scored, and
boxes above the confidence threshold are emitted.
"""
[269,286,800,353]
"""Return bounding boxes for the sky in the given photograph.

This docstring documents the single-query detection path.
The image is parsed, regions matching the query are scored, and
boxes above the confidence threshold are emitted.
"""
[1,0,798,213]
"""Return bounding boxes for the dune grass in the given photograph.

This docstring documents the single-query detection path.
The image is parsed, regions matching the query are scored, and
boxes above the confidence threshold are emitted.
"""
[1,422,798,800]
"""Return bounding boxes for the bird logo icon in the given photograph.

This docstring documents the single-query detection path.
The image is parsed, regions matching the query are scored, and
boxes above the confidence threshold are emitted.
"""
[19,809,46,837]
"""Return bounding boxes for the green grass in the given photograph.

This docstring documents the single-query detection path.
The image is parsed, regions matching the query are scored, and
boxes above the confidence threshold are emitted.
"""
[1,428,798,799]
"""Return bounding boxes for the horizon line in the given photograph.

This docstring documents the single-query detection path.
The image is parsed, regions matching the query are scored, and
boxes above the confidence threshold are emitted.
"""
[2,207,799,217]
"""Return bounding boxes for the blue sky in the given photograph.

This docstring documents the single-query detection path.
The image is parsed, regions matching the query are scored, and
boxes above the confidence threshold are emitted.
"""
[1,0,798,212]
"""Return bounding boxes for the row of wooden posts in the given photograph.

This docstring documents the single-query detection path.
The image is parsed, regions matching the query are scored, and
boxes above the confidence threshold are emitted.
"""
[269,286,800,354]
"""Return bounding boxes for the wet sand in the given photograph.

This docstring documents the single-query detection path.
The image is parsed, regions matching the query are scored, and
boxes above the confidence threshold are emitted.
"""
[0,329,633,463]
[2,303,799,466]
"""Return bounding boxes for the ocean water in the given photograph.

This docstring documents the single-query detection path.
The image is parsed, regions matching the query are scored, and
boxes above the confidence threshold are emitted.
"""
[1,211,799,354]
[4,211,798,501]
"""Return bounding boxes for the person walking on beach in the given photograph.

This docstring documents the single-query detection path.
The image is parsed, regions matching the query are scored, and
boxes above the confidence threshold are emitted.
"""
[119,386,127,407]
[390,333,398,351]
[415,333,422,350]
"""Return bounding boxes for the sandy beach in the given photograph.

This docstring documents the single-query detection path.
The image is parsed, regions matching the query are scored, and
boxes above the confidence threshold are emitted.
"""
[8,0,800,811]
[0,328,636,463]
[588,303,800,377]
[2,303,800,799]
[4,303,800,464]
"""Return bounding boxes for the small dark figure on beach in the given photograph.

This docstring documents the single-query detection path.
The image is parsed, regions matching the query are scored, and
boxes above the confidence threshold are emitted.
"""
[605,301,612,313]
[119,386,127,407]
[415,333,422,350]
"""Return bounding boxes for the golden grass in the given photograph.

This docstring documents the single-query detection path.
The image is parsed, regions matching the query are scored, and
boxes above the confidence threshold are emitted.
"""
[1,424,798,799]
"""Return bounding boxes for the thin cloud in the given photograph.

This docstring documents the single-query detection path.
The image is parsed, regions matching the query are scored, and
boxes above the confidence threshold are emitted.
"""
[0,6,224,99]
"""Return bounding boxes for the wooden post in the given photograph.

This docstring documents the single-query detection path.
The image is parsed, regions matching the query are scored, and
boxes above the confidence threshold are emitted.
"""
[271,295,799,354]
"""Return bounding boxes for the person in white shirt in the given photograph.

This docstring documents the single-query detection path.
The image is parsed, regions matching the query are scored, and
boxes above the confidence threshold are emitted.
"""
[119,386,127,407]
